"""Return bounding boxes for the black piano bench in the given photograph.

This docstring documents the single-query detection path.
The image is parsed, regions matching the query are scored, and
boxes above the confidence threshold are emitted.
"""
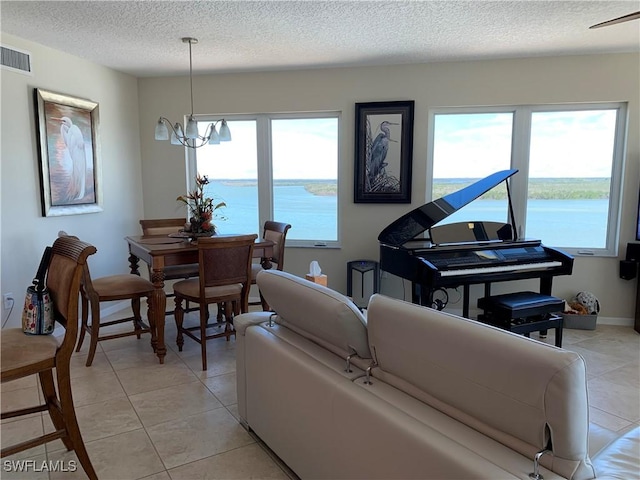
[477,291,564,347]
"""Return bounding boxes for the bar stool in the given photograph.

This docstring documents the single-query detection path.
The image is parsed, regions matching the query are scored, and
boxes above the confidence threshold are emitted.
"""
[477,291,564,347]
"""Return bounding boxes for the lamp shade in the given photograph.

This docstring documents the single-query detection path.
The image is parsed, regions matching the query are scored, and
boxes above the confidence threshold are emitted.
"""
[218,120,232,141]
[209,127,221,145]
[185,116,198,139]
[155,118,169,140]
[171,123,184,145]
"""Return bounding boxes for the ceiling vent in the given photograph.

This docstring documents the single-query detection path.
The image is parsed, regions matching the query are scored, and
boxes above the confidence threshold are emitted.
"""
[1,45,32,75]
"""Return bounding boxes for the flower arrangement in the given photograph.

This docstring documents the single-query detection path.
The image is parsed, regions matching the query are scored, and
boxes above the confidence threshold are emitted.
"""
[177,173,226,235]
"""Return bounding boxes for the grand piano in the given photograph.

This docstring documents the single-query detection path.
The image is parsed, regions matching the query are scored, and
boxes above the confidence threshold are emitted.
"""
[378,169,574,317]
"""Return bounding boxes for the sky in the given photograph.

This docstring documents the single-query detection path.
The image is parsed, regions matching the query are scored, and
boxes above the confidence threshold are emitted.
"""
[195,109,617,181]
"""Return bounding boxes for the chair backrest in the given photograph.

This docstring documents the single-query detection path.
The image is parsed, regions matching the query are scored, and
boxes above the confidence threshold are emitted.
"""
[140,218,186,235]
[46,236,97,359]
[262,221,291,270]
[198,234,258,309]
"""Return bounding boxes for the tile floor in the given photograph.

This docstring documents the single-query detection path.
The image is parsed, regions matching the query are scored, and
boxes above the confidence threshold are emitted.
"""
[2,308,639,480]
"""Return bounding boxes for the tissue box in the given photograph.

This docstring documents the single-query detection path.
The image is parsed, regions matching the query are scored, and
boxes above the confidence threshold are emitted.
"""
[305,274,327,286]
[562,313,597,330]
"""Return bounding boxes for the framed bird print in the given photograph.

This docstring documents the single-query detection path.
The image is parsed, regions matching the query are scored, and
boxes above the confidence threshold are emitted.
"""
[34,88,103,216]
[354,100,414,203]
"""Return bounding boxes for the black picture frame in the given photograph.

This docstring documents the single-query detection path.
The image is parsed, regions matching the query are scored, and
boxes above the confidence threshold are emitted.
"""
[354,100,414,203]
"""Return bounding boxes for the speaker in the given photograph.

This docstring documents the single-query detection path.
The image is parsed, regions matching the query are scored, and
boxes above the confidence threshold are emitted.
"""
[620,260,638,280]
[626,242,640,261]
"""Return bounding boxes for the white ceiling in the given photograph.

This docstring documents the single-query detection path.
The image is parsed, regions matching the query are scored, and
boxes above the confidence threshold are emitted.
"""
[1,0,639,78]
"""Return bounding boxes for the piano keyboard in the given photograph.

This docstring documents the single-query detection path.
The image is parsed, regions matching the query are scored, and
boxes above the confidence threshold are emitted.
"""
[439,261,563,277]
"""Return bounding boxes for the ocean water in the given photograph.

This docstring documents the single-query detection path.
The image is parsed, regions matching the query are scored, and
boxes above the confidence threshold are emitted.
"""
[206,180,609,248]
[206,181,338,241]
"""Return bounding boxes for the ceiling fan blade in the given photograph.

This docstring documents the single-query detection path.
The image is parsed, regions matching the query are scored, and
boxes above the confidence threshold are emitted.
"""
[589,11,640,29]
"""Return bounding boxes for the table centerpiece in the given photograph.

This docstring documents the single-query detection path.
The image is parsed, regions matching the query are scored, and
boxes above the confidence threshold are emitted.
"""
[177,173,226,239]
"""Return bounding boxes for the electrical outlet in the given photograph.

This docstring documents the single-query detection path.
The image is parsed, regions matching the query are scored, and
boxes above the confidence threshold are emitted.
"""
[3,293,14,310]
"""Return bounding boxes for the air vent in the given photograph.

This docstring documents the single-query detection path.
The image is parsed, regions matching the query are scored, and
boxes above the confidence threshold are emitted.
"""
[1,45,32,75]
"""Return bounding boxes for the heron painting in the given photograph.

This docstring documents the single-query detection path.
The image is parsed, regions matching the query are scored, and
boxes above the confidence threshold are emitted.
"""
[35,89,103,216]
[355,101,414,203]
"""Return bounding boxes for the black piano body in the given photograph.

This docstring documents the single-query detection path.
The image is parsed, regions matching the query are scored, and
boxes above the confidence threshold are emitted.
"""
[378,169,574,317]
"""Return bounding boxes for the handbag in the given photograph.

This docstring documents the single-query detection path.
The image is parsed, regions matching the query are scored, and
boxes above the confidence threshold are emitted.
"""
[22,246,55,335]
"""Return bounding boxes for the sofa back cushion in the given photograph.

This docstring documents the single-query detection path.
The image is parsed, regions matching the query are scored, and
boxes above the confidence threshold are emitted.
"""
[256,270,371,360]
[367,294,595,480]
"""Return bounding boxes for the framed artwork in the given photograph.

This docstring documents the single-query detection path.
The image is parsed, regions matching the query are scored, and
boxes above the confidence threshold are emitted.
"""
[354,100,414,203]
[34,88,103,217]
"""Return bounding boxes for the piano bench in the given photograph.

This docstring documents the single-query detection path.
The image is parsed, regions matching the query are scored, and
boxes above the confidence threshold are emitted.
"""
[477,291,564,347]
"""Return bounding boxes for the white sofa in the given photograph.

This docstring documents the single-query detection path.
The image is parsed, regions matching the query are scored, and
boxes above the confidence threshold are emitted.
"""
[235,270,639,479]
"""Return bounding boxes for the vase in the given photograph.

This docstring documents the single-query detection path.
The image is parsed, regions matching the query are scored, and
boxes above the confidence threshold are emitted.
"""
[187,229,216,242]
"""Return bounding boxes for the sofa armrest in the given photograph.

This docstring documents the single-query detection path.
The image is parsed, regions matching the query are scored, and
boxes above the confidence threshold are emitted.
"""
[235,312,273,336]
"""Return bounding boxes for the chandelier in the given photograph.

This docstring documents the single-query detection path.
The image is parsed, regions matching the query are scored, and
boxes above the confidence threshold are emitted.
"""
[154,37,231,149]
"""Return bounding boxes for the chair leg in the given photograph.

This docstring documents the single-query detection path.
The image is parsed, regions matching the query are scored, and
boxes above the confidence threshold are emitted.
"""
[224,302,235,342]
[39,369,74,451]
[132,297,142,338]
[146,295,157,352]
[56,366,98,480]
[76,295,89,353]
[259,290,271,312]
[174,297,185,352]
[85,294,101,367]
[200,304,208,370]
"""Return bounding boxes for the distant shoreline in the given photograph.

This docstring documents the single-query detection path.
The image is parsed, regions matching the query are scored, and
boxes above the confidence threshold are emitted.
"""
[214,178,610,199]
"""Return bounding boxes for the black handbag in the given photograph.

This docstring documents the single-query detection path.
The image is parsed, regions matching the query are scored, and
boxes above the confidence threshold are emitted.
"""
[22,246,55,335]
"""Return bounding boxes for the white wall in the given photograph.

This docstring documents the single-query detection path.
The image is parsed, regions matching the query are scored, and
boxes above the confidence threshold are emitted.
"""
[1,33,143,328]
[138,53,639,321]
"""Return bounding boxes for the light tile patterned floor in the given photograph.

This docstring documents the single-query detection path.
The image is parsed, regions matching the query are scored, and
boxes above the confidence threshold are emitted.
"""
[2,308,638,479]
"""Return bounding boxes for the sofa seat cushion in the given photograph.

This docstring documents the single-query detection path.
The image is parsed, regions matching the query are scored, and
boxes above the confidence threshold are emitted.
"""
[591,426,640,479]
[366,294,595,480]
[256,270,371,361]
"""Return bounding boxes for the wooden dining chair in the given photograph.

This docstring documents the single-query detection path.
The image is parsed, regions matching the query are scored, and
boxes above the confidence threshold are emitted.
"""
[1,236,98,479]
[250,221,291,310]
[140,218,199,315]
[173,234,257,370]
[76,257,157,367]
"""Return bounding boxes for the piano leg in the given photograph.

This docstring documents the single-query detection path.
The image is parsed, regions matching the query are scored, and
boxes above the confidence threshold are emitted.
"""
[463,285,470,318]
[412,282,435,308]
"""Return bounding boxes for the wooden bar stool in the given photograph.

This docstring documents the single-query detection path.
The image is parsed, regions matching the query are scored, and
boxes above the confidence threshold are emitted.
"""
[1,236,98,479]
[477,291,564,347]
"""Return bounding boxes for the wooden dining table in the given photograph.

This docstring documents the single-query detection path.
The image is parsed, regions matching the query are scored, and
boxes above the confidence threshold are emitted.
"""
[125,234,274,364]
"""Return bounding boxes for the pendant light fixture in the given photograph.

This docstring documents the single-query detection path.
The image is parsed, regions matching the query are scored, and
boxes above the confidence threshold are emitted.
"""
[154,37,231,149]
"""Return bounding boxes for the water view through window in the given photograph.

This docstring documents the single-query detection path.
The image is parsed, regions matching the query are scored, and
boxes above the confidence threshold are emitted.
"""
[196,116,338,242]
[431,107,622,251]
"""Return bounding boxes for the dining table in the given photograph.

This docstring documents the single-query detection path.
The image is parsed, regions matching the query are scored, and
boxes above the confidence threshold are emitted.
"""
[125,234,274,364]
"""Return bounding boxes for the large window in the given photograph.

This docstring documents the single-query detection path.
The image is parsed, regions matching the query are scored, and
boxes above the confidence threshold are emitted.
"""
[188,113,339,246]
[428,104,627,256]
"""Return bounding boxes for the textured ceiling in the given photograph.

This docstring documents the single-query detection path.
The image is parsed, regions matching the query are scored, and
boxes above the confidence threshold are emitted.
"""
[1,0,639,78]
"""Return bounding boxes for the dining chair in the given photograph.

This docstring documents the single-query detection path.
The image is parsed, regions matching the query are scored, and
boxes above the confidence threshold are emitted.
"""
[250,221,292,310]
[76,248,157,367]
[140,218,199,315]
[173,234,257,370]
[1,236,98,479]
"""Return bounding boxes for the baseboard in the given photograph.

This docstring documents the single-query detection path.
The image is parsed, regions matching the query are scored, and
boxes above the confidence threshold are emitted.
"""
[597,316,634,327]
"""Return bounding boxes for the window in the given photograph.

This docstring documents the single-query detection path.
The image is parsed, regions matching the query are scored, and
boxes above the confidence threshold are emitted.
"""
[188,113,339,247]
[428,103,627,256]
